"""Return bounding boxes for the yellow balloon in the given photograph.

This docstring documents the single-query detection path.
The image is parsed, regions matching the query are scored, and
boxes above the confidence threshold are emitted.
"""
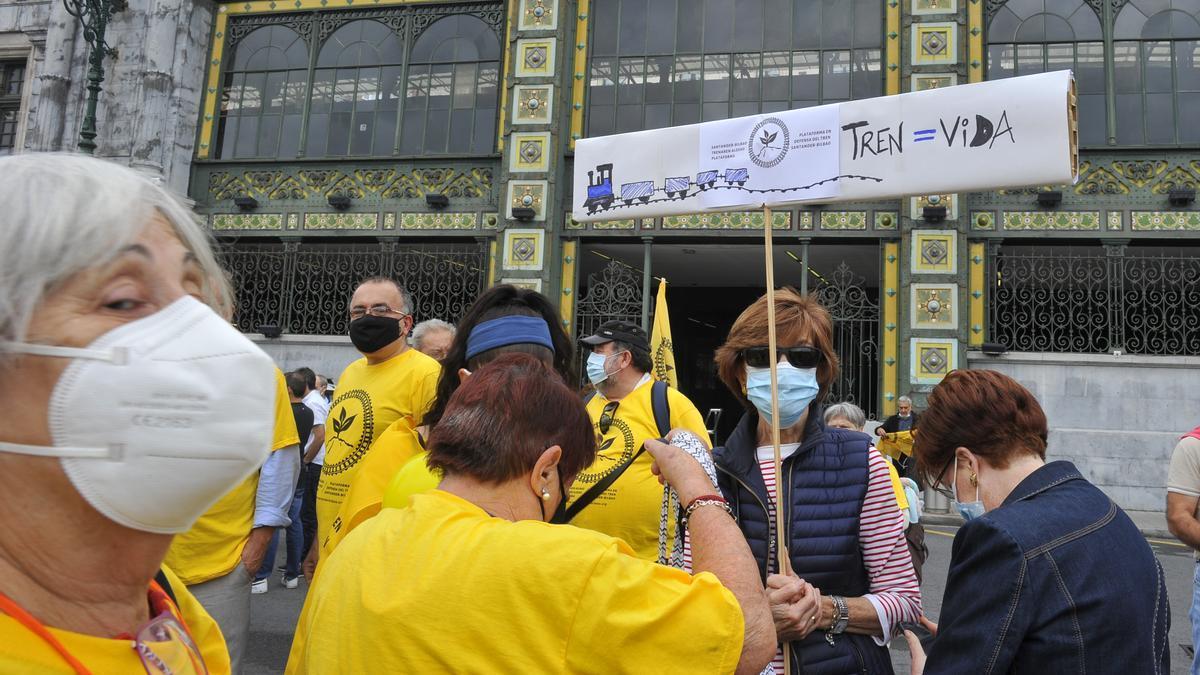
[382,451,442,509]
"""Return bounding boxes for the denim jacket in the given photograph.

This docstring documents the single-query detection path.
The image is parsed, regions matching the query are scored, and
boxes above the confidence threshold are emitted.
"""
[924,461,1170,674]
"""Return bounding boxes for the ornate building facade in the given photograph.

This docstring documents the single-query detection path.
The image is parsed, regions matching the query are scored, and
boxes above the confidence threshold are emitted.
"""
[3,0,1198,516]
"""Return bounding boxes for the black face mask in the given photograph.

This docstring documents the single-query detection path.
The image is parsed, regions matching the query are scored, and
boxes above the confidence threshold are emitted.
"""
[348,315,402,353]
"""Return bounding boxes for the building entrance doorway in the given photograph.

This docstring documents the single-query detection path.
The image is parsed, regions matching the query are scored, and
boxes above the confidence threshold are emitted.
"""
[575,241,880,444]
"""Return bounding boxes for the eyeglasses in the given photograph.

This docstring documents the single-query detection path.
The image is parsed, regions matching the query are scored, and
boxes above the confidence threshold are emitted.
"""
[135,611,208,674]
[348,304,408,321]
[930,455,957,499]
[598,401,620,435]
[740,346,823,369]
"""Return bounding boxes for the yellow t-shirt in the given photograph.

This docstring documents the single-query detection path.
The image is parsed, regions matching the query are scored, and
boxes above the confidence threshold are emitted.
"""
[0,566,231,674]
[165,368,300,585]
[317,349,440,551]
[381,450,442,509]
[320,417,426,555]
[569,379,710,561]
[287,490,743,675]
[879,449,909,511]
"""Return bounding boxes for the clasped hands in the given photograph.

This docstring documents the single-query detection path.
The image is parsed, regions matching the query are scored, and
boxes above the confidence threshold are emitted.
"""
[766,572,824,642]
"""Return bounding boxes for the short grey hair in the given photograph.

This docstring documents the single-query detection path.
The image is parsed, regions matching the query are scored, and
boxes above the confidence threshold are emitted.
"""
[353,276,413,315]
[411,318,455,348]
[0,153,231,346]
[824,402,867,430]
[898,395,913,405]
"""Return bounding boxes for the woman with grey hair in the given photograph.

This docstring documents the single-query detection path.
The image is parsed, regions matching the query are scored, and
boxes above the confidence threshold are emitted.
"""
[823,402,868,432]
[410,318,456,361]
[0,153,281,673]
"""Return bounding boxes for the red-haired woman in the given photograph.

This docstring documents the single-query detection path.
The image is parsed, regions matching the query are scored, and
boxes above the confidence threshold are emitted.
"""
[712,288,920,675]
[288,354,776,674]
[905,369,1169,674]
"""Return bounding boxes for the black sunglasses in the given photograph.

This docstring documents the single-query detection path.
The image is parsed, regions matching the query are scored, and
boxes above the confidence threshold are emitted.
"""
[598,401,620,435]
[740,346,823,369]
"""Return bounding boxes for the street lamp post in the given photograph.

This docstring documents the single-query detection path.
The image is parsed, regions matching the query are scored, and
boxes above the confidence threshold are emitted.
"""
[62,0,125,154]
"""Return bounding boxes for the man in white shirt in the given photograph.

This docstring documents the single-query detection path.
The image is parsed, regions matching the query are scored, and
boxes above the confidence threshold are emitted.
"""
[296,368,330,557]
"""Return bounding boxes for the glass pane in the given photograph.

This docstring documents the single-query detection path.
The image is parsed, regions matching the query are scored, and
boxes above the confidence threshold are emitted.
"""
[1113,4,1148,40]
[400,109,425,153]
[1015,44,1044,76]
[676,2,702,52]
[310,70,333,114]
[1114,92,1144,144]
[762,100,788,113]
[592,0,619,56]
[673,103,700,126]
[1077,92,1105,146]
[257,115,280,157]
[1041,15,1074,42]
[646,0,677,53]
[1180,92,1200,143]
[646,103,672,129]
[327,112,350,155]
[1046,43,1073,73]
[702,101,728,121]
[852,48,881,98]
[1178,41,1200,90]
[703,54,730,101]
[1075,42,1104,92]
[1144,40,1173,92]
[222,72,244,113]
[350,111,374,155]
[733,0,765,52]
[306,113,328,156]
[454,63,476,108]
[219,117,238,158]
[704,0,734,52]
[793,0,821,47]
[792,51,820,100]
[618,57,645,104]
[449,109,474,153]
[588,104,615,136]
[332,69,356,112]
[733,53,761,101]
[279,113,302,158]
[1067,3,1102,41]
[235,116,259,157]
[425,106,449,153]
[732,100,759,117]
[472,108,495,153]
[645,56,673,104]
[241,72,265,114]
[988,7,1020,44]
[356,67,380,112]
[429,65,452,110]
[988,43,1015,79]
[618,0,648,55]
[823,50,851,100]
[477,64,499,108]
[761,51,791,99]
[1113,41,1142,93]
[1016,15,1046,42]
[589,58,616,105]
[373,110,397,155]
[854,0,882,48]
[1145,92,1176,143]
[673,55,702,103]
[284,71,308,113]
[617,103,642,132]
[823,0,851,47]
[379,65,402,111]
[764,0,793,50]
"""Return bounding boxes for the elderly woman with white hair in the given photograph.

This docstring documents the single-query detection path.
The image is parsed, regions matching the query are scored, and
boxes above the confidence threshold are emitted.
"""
[410,318,455,361]
[0,153,282,674]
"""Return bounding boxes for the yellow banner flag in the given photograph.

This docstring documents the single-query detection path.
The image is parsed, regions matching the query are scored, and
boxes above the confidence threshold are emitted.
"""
[877,430,915,462]
[650,279,677,388]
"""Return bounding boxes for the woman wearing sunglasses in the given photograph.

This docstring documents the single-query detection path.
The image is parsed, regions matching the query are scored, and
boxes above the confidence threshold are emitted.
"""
[712,288,921,675]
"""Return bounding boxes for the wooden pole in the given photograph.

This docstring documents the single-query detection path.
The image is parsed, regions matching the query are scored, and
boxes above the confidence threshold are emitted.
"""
[763,205,793,675]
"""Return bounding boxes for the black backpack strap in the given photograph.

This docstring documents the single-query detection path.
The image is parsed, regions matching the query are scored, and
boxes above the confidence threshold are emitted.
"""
[583,390,597,405]
[553,446,644,524]
[650,380,671,438]
[154,569,179,606]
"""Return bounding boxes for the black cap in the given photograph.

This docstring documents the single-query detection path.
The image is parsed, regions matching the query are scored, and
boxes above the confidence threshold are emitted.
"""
[581,320,649,353]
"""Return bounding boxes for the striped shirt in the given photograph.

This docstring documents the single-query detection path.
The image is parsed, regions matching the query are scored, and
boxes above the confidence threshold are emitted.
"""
[757,443,922,673]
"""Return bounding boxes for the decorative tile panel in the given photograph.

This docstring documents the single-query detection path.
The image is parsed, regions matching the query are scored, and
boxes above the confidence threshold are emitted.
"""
[911,194,957,221]
[565,212,586,230]
[513,85,553,124]
[911,283,958,330]
[971,211,995,230]
[519,0,557,30]
[286,213,300,230]
[483,213,500,229]
[502,228,545,271]
[500,277,544,292]
[1131,211,1200,231]
[211,213,283,231]
[1107,211,1124,231]
[515,39,555,77]
[661,211,791,230]
[912,0,956,15]
[799,212,814,230]
[911,73,957,91]
[507,180,548,221]
[968,242,985,346]
[875,212,898,230]
[303,213,379,230]
[912,229,957,275]
[1002,211,1100,231]
[912,22,957,66]
[911,338,957,384]
[509,132,551,173]
[382,213,396,230]
[820,211,867,230]
[399,212,478,230]
[593,219,637,230]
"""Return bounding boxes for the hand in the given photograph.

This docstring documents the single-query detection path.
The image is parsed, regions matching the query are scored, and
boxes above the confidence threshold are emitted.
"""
[644,435,712,505]
[241,526,274,576]
[875,426,886,437]
[919,615,938,636]
[904,628,927,675]
[766,573,823,642]
[302,541,319,582]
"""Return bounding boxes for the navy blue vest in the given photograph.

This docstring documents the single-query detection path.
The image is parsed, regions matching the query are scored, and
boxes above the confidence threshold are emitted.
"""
[714,409,895,675]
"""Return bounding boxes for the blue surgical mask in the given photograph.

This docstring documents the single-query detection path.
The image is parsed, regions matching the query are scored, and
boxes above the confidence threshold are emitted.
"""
[745,362,819,428]
[952,455,986,521]
[586,350,626,386]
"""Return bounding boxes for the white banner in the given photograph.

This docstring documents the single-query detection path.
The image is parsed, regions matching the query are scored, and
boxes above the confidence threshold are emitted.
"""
[572,70,1076,222]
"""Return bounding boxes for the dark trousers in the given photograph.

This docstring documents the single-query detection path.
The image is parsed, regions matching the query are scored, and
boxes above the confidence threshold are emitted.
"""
[302,462,321,556]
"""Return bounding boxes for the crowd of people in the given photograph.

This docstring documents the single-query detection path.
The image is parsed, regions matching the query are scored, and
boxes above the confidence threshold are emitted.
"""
[0,151,1177,675]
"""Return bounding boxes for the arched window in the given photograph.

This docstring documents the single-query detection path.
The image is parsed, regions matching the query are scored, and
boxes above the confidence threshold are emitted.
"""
[986,0,1105,146]
[307,20,406,157]
[401,15,501,155]
[586,0,883,136]
[1112,0,1200,145]
[218,25,309,158]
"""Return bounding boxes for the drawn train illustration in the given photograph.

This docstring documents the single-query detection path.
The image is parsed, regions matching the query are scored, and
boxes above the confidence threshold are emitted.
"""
[583,163,751,214]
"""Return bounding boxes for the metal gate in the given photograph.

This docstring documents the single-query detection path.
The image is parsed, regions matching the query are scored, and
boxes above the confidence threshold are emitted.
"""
[816,262,881,420]
[219,241,488,335]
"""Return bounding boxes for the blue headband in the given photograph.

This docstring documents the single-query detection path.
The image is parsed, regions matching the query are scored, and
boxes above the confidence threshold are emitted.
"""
[465,315,555,360]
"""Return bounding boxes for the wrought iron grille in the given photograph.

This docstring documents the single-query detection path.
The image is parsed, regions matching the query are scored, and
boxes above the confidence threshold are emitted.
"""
[989,244,1200,356]
[219,241,487,335]
[817,262,881,421]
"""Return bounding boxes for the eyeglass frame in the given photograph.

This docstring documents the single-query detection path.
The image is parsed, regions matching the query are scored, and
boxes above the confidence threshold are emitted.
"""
[347,303,410,321]
[134,609,208,675]
[740,345,823,370]
[598,400,620,436]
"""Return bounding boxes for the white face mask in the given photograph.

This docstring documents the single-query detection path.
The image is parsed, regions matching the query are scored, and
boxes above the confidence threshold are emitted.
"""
[0,296,277,534]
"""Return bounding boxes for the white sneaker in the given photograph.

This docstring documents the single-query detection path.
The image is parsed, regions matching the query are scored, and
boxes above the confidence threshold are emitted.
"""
[250,578,268,594]
[281,574,300,589]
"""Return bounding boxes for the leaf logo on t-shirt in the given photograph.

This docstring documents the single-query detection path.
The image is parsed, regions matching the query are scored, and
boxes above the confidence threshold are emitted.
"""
[597,437,615,453]
[332,408,356,436]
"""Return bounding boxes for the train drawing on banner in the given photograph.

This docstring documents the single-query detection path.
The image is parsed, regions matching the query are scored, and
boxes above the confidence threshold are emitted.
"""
[583,163,751,214]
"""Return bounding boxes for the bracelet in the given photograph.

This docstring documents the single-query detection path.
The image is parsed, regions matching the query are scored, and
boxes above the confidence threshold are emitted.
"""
[825,595,850,645]
[681,495,732,531]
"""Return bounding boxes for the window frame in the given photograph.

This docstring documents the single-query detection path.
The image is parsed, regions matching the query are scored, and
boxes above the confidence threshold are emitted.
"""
[0,45,33,156]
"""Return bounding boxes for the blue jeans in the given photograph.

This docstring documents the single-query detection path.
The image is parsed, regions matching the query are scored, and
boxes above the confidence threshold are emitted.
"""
[1191,561,1200,675]
[255,488,305,581]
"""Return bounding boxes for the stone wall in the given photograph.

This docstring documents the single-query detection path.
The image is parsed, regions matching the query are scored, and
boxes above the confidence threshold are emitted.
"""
[0,0,211,193]
[966,351,1200,518]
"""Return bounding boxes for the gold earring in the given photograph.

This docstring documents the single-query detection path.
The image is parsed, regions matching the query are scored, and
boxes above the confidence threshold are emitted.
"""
[540,488,551,501]
[969,472,978,487]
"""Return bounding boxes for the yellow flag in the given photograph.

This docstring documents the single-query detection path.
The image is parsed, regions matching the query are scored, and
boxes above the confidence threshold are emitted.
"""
[877,430,915,461]
[650,279,677,388]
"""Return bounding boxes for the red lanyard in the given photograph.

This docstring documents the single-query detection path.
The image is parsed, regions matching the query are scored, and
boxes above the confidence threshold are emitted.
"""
[0,581,186,675]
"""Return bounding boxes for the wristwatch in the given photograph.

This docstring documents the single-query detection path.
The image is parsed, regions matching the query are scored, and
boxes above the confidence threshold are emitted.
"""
[826,595,850,645]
